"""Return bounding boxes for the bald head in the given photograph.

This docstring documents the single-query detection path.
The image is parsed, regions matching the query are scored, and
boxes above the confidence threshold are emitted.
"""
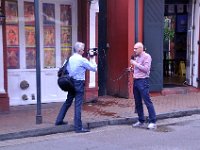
[134,42,144,56]
[134,42,144,49]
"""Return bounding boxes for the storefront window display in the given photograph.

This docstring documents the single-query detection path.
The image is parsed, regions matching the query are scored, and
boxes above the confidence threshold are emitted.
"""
[5,1,73,69]
[43,3,56,68]
[60,4,72,64]
[5,1,18,24]
[5,1,19,69]
[24,1,36,69]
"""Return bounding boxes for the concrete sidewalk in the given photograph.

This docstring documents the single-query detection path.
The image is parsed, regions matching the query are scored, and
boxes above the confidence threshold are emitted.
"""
[1,88,200,141]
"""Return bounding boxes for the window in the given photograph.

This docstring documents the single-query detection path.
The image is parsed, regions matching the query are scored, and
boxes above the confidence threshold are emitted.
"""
[24,1,36,69]
[43,3,56,68]
[5,1,20,69]
[5,1,73,69]
[60,4,72,64]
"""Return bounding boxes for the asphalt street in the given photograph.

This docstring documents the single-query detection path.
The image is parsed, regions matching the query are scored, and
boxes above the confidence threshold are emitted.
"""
[0,114,200,150]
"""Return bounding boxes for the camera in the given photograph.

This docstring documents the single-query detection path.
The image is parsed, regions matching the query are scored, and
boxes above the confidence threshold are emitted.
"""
[88,48,98,57]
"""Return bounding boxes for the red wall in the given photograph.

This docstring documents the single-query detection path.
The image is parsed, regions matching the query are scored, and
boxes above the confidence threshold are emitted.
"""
[107,0,134,98]
[106,0,143,98]
[0,0,9,112]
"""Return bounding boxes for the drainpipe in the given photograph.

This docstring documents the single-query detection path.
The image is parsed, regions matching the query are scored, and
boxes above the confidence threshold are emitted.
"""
[135,0,139,42]
[98,0,107,96]
[134,0,139,113]
[34,0,42,124]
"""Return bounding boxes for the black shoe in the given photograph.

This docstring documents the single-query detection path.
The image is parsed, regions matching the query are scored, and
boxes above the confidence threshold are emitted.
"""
[55,121,68,126]
[75,128,90,133]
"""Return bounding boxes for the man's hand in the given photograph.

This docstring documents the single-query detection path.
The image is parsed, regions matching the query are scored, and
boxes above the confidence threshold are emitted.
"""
[89,50,94,56]
[127,66,133,72]
[130,60,138,66]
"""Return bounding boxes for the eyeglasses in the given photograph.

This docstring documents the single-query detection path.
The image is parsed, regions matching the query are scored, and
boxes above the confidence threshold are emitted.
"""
[134,47,140,50]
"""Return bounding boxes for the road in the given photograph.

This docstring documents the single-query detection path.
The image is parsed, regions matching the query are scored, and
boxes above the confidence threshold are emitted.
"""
[0,114,200,150]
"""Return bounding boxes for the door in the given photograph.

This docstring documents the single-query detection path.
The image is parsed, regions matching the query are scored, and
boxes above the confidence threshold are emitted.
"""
[143,0,164,91]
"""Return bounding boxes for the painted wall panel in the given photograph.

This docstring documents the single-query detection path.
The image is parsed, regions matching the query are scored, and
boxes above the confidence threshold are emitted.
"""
[107,0,134,98]
[144,0,164,91]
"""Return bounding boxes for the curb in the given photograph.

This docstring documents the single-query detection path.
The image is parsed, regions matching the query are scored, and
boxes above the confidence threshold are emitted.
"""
[1,109,200,141]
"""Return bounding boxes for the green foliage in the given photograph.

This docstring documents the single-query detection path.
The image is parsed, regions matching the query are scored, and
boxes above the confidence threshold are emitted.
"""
[164,27,174,41]
[164,17,175,41]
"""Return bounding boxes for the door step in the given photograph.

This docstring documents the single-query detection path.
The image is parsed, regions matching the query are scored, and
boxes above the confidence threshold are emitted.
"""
[150,86,200,96]
[161,86,200,96]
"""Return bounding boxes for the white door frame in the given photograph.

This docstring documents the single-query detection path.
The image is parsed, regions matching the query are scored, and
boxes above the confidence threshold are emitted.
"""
[191,0,200,87]
[186,0,200,87]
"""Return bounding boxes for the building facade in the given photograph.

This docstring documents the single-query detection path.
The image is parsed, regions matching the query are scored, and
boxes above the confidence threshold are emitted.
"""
[0,0,99,111]
[1,0,200,111]
[98,0,200,98]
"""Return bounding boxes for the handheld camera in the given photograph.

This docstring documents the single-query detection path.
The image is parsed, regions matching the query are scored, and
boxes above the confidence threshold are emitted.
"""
[88,48,98,57]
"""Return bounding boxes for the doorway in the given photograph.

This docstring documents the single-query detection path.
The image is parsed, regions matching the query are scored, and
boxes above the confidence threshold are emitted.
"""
[163,0,190,88]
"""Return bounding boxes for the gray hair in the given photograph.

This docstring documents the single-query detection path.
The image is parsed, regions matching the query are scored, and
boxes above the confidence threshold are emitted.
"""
[73,42,85,53]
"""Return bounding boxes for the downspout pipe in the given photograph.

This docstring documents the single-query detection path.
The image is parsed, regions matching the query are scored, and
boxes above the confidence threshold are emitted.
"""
[135,0,139,43]
[98,0,107,96]
[34,0,42,124]
[134,0,139,113]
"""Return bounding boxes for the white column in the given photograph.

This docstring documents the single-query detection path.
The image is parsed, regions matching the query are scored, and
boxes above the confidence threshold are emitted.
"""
[192,0,200,87]
[0,26,5,93]
[89,1,99,88]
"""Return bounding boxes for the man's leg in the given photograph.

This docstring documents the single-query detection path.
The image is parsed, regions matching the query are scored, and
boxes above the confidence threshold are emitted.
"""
[55,91,74,125]
[140,79,156,123]
[73,80,84,131]
[133,80,145,123]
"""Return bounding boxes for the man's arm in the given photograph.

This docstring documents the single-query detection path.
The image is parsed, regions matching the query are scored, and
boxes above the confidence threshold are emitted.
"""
[130,55,151,73]
[82,58,97,72]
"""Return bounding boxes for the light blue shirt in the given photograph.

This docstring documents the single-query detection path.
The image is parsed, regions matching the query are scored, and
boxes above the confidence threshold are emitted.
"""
[67,53,97,80]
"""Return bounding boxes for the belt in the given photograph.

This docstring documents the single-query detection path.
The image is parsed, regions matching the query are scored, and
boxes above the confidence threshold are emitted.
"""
[72,78,85,82]
[134,77,149,80]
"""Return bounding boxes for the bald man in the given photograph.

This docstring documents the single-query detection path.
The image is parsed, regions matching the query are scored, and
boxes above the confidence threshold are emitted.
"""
[130,42,157,129]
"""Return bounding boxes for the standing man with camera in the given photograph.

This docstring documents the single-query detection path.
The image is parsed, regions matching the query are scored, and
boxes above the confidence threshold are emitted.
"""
[55,42,97,133]
[130,42,157,129]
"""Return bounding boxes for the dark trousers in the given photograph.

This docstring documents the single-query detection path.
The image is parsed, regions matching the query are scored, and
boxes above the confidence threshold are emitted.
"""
[133,78,156,123]
[55,79,85,131]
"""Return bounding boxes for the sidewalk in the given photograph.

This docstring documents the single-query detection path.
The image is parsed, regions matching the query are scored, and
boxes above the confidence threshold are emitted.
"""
[1,87,200,141]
